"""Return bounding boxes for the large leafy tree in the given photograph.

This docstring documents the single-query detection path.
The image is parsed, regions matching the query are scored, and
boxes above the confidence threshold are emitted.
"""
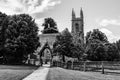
[71,44,84,60]
[1,14,40,64]
[42,18,59,34]
[115,40,120,55]
[53,28,73,62]
[0,12,7,62]
[105,43,119,61]
[85,39,106,61]
[0,12,7,26]
[53,28,83,61]
[85,29,120,61]
[85,29,108,61]
[85,29,108,44]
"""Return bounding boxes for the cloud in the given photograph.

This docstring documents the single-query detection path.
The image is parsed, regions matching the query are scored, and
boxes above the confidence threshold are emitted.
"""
[0,0,61,33]
[0,0,24,15]
[0,0,61,15]
[100,28,120,42]
[24,0,61,14]
[99,19,120,26]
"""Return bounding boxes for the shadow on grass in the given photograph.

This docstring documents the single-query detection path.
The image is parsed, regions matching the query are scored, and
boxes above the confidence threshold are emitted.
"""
[87,69,120,76]
[0,64,39,70]
[104,71,120,76]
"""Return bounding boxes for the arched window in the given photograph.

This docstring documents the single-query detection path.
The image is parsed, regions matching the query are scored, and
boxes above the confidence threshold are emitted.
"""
[75,23,79,32]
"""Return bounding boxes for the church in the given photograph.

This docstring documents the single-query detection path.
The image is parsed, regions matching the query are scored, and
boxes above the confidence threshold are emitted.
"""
[71,8,84,46]
[35,8,84,65]
[39,8,84,50]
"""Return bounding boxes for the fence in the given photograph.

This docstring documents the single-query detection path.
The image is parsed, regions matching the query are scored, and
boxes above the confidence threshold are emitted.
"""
[26,59,40,66]
[51,61,120,74]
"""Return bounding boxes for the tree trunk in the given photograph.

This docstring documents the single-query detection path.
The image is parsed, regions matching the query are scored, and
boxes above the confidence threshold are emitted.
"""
[62,55,65,62]
[78,57,80,61]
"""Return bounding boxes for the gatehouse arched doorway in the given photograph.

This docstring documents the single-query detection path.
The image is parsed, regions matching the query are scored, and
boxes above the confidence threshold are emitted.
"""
[38,41,52,66]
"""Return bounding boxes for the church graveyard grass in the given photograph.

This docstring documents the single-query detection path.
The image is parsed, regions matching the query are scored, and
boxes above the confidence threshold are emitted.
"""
[51,61,120,74]
[0,65,38,80]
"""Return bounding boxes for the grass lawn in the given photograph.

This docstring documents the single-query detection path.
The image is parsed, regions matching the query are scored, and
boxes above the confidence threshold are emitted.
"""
[47,67,120,80]
[0,65,38,80]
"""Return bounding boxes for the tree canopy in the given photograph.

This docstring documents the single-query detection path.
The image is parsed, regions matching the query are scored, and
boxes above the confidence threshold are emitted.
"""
[115,40,120,55]
[53,28,73,61]
[85,29,119,61]
[105,43,119,61]
[85,29,108,44]
[42,18,59,34]
[0,12,40,64]
[0,12,7,61]
[53,28,84,61]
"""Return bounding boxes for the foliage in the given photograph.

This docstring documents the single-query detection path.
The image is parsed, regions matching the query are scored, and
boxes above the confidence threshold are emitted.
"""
[85,29,119,61]
[85,39,106,61]
[85,29,108,44]
[53,28,84,61]
[42,18,59,34]
[53,28,73,61]
[115,40,120,55]
[0,12,7,56]
[0,13,40,64]
[0,12,7,26]
[105,43,119,61]
[71,44,84,60]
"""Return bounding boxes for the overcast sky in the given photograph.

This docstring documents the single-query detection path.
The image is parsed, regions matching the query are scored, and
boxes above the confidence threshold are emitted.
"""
[0,0,120,42]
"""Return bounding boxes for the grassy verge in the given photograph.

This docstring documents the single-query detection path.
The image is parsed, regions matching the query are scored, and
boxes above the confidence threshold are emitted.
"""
[46,67,120,80]
[0,65,38,80]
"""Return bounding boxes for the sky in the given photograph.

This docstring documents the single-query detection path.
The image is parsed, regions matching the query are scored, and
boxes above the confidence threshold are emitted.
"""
[0,0,120,42]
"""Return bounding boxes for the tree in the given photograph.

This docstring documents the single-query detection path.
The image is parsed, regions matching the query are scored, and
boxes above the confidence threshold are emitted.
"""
[85,39,106,61]
[53,28,84,61]
[0,12,7,63]
[0,12,7,26]
[53,28,73,62]
[85,29,108,44]
[1,14,40,64]
[71,44,84,60]
[0,12,7,47]
[85,29,120,61]
[105,43,119,61]
[42,18,59,34]
[115,40,120,55]
[85,29,108,61]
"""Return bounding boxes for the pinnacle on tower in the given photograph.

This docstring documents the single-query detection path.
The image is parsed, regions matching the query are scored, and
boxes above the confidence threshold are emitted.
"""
[72,8,76,19]
[80,8,83,19]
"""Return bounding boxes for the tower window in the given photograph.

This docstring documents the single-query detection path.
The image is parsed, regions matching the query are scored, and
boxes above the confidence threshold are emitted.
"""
[75,23,79,32]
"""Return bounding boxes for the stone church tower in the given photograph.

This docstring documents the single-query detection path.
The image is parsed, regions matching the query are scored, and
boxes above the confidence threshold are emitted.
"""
[71,8,84,46]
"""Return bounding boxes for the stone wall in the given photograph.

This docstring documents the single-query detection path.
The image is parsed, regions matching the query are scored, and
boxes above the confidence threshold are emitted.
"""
[39,33,59,49]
